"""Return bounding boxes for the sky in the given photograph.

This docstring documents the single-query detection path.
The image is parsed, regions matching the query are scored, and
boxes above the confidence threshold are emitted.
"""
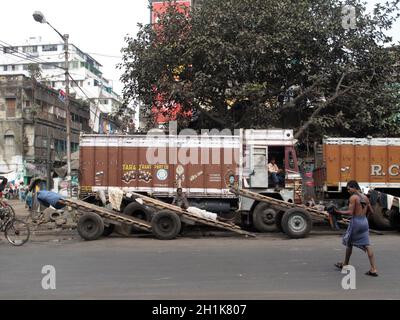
[0,0,399,96]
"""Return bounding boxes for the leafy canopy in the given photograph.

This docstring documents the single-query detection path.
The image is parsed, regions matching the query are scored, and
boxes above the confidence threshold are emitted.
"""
[119,0,400,142]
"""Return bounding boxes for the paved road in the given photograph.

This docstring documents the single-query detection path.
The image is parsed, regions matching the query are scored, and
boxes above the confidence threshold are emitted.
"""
[1,231,400,299]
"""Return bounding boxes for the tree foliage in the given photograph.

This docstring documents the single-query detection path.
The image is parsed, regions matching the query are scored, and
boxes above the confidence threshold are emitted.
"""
[120,0,400,143]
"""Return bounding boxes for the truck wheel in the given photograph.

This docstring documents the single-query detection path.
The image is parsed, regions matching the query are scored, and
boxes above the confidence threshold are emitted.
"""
[252,203,278,232]
[281,208,312,239]
[371,203,392,230]
[151,210,181,240]
[102,224,115,237]
[389,209,400,231]
[119,202,153,234]
[77,212,104,241]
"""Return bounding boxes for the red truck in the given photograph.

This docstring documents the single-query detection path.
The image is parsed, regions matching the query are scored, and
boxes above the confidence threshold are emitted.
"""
[79,129,303,233]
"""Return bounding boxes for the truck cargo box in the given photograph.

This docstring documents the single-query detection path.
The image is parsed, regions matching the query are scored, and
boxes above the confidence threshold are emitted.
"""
[79,134,241,198]
[315,137,400,192]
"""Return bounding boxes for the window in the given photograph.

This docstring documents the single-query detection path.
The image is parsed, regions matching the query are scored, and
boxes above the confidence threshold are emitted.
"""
[6,98,16,118]
[42,44,57,52]
[25,100,31,107]
[69,61,79,69]
[42,64,55,70]
[11,65,16,71]
[23,46,38,54]
[3,46,18,54]
[4,131,15,155]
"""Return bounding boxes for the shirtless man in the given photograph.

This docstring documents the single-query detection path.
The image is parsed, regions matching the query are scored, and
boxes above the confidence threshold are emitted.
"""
[334,180,378,276]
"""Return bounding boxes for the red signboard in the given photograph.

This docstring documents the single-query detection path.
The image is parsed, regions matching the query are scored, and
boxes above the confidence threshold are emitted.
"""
[151,1,192,125]
[151,1,191,24]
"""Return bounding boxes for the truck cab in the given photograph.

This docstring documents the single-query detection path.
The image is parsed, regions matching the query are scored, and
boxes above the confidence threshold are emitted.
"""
[241,129,302,200]
[239,129,303,232]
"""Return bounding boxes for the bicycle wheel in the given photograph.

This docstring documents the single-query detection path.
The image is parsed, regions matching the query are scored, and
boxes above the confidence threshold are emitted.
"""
[5,219,30,246]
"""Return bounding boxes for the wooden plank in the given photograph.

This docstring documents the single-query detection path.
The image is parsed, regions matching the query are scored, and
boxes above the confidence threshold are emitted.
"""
[63,198,152,231]
[229,187,330,219]
[129,192,256,237]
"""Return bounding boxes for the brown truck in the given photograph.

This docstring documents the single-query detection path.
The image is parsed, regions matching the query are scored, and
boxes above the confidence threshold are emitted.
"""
[79,129,305,234]
[314,137,400,230]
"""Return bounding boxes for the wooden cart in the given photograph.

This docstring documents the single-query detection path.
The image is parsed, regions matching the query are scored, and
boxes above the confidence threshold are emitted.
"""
[64,193,255,241]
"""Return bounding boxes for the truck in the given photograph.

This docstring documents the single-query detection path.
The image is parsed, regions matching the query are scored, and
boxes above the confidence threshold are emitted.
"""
[78,130,400,235]
[78,129,304,234]
[313,137,400,230]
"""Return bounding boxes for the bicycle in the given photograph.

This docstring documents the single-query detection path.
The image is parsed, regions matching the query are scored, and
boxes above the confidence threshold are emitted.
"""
[0,198,30,246]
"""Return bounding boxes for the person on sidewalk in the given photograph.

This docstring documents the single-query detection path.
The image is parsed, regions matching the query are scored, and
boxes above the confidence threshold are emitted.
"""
[0,176,8,198]
[268,157,284,191]
[334,180,378,277]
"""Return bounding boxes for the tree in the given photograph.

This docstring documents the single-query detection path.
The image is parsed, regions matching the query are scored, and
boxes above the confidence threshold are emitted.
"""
[119,0,400,144]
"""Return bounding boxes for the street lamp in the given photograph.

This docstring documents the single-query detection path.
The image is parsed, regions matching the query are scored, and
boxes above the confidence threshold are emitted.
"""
[33,11,72,197]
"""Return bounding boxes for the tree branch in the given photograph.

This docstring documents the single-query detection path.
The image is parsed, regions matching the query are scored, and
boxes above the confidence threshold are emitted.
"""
[294,85,355,139]
[275,77,325,113]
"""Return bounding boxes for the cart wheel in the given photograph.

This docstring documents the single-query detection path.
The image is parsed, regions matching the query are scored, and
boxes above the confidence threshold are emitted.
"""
[281,208,312,239]
[151,210,181,240]
[252,202,278,232]
[77,212,104,241]
[102,224,115,237]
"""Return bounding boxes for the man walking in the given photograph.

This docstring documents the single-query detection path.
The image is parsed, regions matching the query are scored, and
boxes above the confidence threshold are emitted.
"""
[334,180,378,277]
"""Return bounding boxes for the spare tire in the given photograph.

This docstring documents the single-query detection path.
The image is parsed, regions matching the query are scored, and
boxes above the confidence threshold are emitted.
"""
[151,210,181,240]
[371,203,392,230]
[252,202,278,232]
[77,212,104,241]
[281,208,312,239]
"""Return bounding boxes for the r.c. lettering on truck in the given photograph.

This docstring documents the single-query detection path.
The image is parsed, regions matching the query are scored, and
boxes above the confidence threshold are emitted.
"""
[371,164,400,176]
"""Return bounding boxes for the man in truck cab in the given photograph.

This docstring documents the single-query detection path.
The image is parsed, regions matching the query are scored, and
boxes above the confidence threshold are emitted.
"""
[268,157,284,191]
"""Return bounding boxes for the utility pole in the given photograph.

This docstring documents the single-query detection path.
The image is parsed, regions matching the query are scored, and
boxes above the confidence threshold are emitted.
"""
[33,11,72,197]
[64,34,72,197]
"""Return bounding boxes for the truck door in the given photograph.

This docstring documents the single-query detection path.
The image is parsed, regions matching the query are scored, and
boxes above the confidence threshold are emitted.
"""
[250,147,268,188]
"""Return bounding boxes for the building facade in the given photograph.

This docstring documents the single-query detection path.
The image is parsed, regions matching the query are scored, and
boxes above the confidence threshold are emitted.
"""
[0,37,121,133]
[0,74,90,185]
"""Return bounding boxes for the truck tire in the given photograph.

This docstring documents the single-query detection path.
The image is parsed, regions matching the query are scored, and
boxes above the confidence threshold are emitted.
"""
[77,212,104,241]
[252,202,278,232]
[118,202,153,235]
[281,208,312,239]
[151,210,181,240]
[102,224,115,237]
[389,209,400,231]
[371,203,392,230]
